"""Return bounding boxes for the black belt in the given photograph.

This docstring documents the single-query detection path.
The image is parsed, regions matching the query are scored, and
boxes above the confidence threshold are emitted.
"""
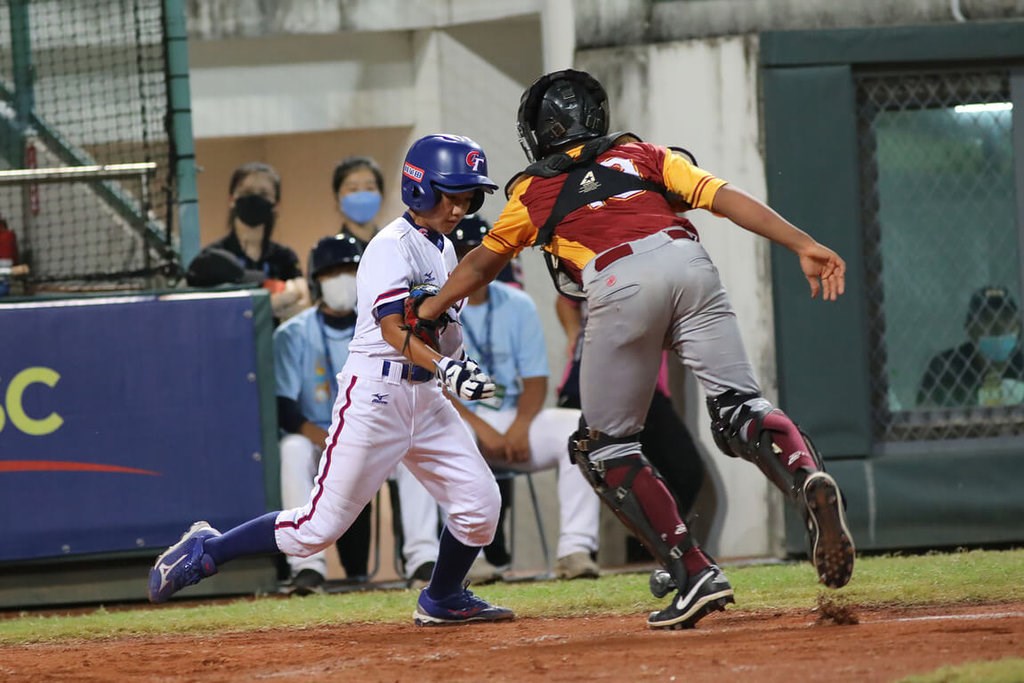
[382,360,433,383]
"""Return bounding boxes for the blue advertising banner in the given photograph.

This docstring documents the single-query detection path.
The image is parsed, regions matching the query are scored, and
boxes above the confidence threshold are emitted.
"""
[0,292,273,561]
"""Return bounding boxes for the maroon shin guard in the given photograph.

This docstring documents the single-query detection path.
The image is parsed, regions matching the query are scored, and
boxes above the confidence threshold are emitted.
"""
[603,463,709,575]
[751,410,818,474]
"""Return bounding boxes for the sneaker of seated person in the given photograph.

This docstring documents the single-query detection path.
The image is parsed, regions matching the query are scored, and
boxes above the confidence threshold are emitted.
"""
[467,556,507,586]
[408,561,436,590]
[289,568,326,596]
[555,551,599,580]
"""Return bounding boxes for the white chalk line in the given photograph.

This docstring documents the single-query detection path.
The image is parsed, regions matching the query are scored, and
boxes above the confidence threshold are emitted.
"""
[876,611,1024,625]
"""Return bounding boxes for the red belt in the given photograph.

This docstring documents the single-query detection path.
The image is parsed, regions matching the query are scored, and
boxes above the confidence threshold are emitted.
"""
[593,228,692,272]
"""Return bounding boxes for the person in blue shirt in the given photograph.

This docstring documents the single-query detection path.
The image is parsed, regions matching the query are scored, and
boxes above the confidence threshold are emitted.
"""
[273,234,369,593]
[452,217,602,581]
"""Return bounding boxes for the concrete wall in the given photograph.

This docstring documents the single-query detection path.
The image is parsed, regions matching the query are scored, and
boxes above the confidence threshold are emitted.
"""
[575,0,1024,47]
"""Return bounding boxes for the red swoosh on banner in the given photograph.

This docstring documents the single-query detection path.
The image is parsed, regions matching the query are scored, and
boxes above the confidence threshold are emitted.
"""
[0,461,161,476]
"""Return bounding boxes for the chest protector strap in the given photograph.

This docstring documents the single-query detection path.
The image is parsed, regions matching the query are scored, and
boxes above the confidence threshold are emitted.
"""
[511,133,671,300]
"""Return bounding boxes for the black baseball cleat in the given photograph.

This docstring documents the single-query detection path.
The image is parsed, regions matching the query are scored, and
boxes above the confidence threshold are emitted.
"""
[802,471,855,589]
[647,565,734,630]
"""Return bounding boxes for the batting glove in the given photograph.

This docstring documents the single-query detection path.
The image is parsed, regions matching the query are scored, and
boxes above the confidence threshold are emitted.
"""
[435,357,496,401]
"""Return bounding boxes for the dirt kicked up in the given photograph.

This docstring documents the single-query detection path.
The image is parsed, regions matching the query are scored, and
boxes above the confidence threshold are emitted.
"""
[1,602,1022,682]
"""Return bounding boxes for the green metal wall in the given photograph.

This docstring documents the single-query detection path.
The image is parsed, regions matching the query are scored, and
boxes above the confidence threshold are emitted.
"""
[761,21,1024,554]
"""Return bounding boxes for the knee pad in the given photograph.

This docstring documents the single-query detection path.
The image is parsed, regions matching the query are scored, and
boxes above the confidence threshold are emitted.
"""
[569,424,690,589]
[706,390,825,499]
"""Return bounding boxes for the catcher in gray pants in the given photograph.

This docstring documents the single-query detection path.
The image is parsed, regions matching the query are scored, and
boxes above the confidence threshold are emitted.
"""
[417,69,855,630]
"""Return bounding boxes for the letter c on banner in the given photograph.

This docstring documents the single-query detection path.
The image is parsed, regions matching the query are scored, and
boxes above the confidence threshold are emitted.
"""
[3,367,64,436]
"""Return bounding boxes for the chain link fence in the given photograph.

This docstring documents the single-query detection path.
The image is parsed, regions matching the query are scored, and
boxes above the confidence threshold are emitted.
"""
[0,0,180,290]
[857,67,1023,441]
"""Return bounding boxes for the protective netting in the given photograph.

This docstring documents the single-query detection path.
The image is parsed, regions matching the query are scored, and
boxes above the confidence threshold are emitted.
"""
[857,68,1024,441]
[0,0,178,290]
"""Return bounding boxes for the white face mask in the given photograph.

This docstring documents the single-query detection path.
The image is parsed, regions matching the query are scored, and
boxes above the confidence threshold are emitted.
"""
[320,273,358,312]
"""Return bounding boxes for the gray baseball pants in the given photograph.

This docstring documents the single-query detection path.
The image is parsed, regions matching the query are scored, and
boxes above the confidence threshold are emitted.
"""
[578,228,761,462]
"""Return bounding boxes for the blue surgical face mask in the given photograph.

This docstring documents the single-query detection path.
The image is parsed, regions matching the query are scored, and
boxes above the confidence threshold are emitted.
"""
[978,333,1018,363]
[341,191,381,225]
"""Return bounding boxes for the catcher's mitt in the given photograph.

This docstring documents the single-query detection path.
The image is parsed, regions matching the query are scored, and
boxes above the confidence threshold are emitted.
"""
[402,283,451,352]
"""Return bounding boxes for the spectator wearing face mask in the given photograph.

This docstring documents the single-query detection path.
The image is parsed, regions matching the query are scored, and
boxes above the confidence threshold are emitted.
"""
[195,162,310,323]
[918,285,1024,408]
[272,235,370,593]
[331,156,385,248]
[300,155,385,295]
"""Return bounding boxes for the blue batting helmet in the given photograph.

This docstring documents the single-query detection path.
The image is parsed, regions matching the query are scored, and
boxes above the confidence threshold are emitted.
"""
[310,234,363,280]
[449,213,491,250]
[401,134,498,214]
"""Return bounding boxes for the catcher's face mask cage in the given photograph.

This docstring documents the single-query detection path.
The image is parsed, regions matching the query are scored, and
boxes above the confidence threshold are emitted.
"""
[400,134,498,214]
[517,69,610,162]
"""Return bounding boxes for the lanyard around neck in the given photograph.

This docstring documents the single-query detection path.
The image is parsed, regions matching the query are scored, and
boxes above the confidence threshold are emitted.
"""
[317,311,338,403]
[460,290,494,371]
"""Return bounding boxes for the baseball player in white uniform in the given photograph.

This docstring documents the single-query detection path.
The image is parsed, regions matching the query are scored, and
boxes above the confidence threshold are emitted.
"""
[149,134,514,626]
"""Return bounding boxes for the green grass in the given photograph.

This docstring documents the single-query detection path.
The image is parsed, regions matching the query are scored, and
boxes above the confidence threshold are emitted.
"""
[899,658,1024,682]
[0,548,1021,646]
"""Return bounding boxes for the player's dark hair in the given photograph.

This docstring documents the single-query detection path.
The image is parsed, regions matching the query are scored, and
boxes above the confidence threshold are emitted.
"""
[332,156,384,196]
[965,285,1019,331]
[228,162,282,202]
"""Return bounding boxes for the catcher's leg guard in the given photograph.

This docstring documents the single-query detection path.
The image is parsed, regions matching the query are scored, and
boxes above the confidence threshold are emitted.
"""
[706,390,824,500]
[569,423,690,593]
[708,392,855,588]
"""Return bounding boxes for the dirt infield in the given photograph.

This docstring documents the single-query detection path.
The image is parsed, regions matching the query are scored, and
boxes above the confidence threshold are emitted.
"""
[2,602,1022,682]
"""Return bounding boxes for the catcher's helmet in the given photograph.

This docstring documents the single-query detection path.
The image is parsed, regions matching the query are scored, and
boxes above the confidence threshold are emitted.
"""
[310,234,363,280]
[517,69,609,163]
[449,213,491,250]
[400,134,498,214]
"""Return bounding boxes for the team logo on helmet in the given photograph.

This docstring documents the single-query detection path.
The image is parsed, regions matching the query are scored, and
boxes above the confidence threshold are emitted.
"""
[403,161,425,182]
[465,150,484,172]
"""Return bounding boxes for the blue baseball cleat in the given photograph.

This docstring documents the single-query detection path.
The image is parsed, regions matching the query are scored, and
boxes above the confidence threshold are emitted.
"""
[148,521,221,603]
[413,587,515,626]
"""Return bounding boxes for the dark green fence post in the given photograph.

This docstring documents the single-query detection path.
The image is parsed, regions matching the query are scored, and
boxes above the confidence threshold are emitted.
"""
[163,0,200,270]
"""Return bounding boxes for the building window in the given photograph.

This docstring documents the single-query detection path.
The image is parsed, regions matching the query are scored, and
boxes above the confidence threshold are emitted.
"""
[857,69,1024,440]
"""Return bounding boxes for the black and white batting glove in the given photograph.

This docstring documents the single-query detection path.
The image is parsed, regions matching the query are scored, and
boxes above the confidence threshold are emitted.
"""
[435,357,497,401]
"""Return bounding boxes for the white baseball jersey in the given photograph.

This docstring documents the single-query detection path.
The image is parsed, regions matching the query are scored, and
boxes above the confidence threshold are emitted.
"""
[274,215,501,559]
[348,215,464,361]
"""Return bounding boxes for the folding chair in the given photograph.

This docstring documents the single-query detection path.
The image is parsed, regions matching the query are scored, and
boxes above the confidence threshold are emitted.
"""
[491,468,551,576]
